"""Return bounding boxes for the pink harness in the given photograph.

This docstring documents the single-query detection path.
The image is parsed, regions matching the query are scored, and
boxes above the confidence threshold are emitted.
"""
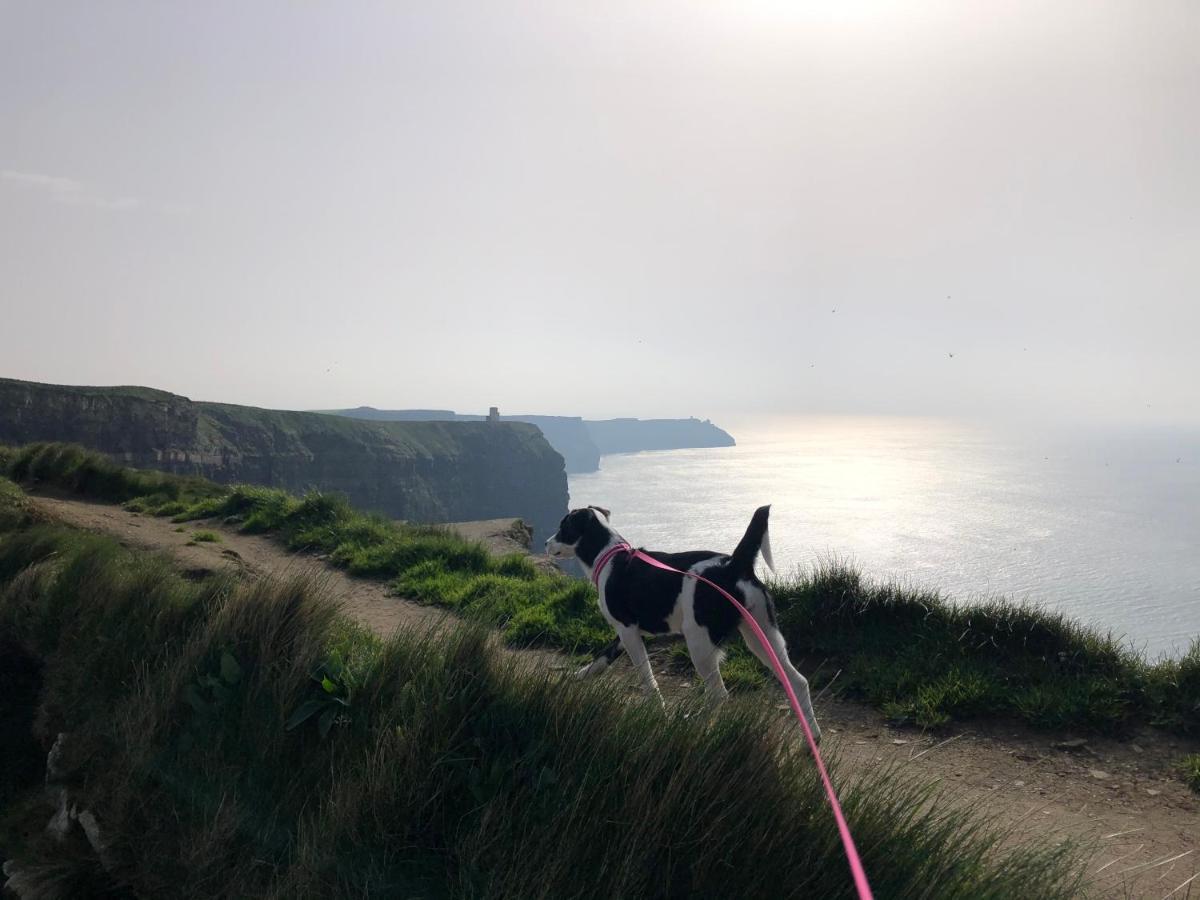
[592,543,874,900]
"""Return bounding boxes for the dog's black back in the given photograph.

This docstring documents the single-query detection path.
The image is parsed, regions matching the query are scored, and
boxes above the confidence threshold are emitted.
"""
[603,550,773,645]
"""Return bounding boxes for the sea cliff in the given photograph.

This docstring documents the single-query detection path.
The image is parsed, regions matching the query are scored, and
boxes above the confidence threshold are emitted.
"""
[324,408,735,473]
[0,378,568,541]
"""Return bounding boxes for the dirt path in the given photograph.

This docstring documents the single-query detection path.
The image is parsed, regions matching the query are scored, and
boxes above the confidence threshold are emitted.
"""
[31,492,441,639]
[27,493,1200,898]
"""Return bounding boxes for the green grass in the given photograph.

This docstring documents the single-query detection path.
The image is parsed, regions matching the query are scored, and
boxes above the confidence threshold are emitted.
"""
[4,441,1199,737]
[769,562,1200,735]
[190,530,221,543]
[0,477,29,531]
[176,484,614,653]
[2,441,222,510]
[1181,754,1200,793]
[0,492,1084,898]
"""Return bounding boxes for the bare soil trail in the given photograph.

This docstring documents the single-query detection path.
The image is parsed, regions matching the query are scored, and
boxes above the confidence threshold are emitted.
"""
[26,493,1200,898]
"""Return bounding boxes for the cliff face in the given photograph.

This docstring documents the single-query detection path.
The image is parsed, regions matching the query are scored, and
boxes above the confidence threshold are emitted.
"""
[324,408,602,474]
[508,416,601,474]
[0,378,568,542]
[0,381,202,463]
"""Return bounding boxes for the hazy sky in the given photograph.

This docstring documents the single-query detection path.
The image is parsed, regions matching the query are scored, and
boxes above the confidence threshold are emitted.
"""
[2,1,1197,424]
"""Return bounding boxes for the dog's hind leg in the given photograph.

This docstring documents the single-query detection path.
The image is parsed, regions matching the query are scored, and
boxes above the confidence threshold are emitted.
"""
[575,637,625,680]
[683,624,729,708]
[617,626,664,708]
[737,614,821,744]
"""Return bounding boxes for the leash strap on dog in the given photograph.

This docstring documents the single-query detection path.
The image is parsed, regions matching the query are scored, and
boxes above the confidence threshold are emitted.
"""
[594,544,874,900]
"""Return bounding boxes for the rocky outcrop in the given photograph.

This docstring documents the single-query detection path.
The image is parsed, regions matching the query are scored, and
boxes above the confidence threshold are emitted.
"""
[0,378,568,542]
[444,518,562,575]
[1,732,116,900]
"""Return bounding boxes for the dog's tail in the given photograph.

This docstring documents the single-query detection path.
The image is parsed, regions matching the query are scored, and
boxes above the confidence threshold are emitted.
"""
[730,505,775,575]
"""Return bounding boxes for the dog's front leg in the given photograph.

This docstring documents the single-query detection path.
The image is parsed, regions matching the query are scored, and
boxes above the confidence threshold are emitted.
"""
[617,626,665,708]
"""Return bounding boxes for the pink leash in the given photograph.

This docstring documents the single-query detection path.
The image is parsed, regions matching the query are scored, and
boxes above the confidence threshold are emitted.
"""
[592,543,874,900]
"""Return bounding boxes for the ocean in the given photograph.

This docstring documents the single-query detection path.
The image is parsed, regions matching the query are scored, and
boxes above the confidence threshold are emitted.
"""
[567,417,1199,659]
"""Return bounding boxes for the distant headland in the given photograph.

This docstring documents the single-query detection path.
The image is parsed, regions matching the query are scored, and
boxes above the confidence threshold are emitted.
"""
[321,408,736,474]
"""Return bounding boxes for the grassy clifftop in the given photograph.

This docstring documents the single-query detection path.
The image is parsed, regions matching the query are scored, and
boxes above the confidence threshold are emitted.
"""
[200,401,556,460]
[0,477,1083,898]
[4,441,1197,740]
[0,380,182,403]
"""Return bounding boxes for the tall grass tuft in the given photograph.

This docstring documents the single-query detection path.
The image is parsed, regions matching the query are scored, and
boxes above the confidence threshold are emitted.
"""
[2,442,221,509]
[1181,754,1200,793]
[769,559,1199,733]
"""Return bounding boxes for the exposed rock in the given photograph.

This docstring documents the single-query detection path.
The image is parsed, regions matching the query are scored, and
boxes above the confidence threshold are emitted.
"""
[1052,738,1089,751]
[74,810,111,869]
[46,787,72,839]
[2,734,119,900]
[1,861,38,899]
[444,518,560,573]
[45,732,69,782]
[444,518,532,555]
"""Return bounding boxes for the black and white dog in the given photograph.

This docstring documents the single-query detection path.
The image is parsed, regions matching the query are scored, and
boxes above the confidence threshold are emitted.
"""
[545,505,820,742]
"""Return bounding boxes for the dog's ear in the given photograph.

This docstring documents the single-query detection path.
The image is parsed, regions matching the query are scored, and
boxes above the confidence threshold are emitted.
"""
[588,505,611,520]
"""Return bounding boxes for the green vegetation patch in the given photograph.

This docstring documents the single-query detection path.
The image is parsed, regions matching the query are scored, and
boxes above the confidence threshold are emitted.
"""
[3,442,222,510]
[0,499,1084,898]
[190,530,221,543]
[0,477,30,532]
[180,486,614,652]
[1181,754,1200,793]
[770,561,1200,735]
[4,442,1199,736]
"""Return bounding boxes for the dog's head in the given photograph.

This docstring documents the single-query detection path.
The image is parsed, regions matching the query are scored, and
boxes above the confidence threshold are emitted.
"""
[545,506,612,559]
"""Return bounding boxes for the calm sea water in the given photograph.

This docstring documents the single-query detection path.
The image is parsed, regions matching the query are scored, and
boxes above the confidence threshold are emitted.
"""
[568,418,1200,659]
